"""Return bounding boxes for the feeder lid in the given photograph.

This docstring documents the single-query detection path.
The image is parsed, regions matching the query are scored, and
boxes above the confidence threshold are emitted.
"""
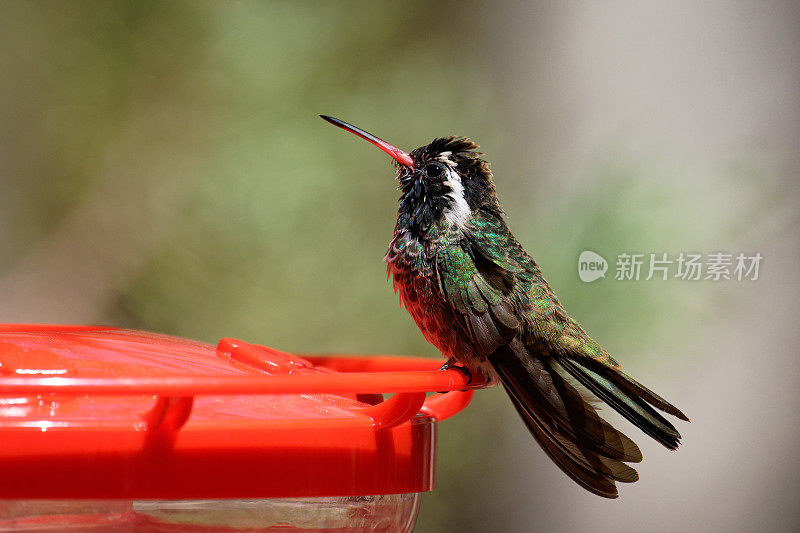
[0,325,480,499]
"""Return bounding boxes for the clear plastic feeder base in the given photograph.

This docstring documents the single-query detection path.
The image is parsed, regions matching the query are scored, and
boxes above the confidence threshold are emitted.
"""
[0,495,421,532]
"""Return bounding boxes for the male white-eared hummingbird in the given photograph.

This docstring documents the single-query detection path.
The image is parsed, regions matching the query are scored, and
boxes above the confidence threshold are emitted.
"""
[320,115,688,498]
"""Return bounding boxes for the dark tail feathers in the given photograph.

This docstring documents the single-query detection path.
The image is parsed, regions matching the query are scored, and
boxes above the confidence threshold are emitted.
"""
[490,340,687,498]
[555,355,688,450]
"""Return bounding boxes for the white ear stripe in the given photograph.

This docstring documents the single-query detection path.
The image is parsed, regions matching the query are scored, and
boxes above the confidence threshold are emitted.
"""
[442,166,471,228]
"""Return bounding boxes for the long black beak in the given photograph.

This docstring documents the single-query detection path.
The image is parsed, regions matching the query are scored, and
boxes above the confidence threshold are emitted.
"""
[320,115,415,168]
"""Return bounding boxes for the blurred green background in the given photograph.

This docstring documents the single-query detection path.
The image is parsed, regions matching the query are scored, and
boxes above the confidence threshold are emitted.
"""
[1,1,798,532]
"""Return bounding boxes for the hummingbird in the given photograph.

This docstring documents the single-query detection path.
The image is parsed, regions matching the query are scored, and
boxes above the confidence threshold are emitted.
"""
[320,115,688,498]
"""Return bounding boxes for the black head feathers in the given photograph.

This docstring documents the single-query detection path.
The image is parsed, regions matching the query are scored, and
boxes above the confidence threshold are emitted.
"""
[407,136,501,216]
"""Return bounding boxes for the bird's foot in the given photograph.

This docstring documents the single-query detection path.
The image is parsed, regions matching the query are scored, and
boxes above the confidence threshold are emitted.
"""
[438,358,472,391]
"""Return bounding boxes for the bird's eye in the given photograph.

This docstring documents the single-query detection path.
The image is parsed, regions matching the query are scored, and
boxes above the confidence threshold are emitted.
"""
[424,163,443,178]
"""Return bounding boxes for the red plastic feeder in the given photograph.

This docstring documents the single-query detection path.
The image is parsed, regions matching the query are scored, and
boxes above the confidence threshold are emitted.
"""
[0,324,488,532]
